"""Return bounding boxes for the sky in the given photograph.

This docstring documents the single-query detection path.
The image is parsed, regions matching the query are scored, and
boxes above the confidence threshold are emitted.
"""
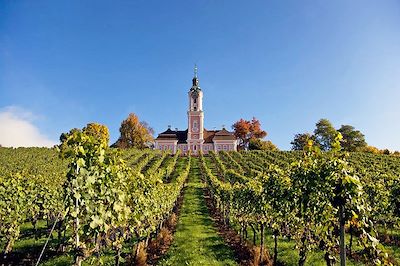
[1,0,399,151]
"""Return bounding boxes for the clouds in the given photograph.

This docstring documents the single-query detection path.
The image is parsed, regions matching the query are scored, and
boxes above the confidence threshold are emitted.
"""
[0,106,56,147]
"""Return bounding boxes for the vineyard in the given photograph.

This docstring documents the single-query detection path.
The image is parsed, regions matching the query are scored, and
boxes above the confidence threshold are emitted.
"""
[0,134,400,265]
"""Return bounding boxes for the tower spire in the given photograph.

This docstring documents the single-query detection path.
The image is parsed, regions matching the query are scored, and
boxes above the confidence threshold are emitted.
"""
[192,64,200,87]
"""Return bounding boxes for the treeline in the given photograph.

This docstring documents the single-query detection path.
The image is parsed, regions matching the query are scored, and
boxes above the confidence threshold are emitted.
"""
[291,118,399,155]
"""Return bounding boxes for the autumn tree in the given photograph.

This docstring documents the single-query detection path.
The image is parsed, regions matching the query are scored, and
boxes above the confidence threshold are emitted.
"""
[337,125,367,151]
[314,119,338,151]
[113,113,154,149]
[83,122,110,146]
[232,117,267,150]
[290,133,315,151]
[360,145,381,154]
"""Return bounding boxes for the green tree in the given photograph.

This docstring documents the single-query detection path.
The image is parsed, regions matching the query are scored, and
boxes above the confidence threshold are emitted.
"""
[314,119,338,151]
[82,122,110,146]
[290,133,315,151]
[113,113,154,149]
[59,128,81,143]
[337,125,367,151]
[249,138,278,151]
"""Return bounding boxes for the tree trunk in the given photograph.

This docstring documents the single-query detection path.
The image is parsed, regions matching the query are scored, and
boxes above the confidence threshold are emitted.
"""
[298,248,307,266]
[75,256,82,266]
[298,232,307,266]
[115,248,121,266]
[349,224,353,255]
[324,252,336,266]
[273,230,278,266]
[339,204,346,266]
[251,224,257,245]
[260,223,265,264]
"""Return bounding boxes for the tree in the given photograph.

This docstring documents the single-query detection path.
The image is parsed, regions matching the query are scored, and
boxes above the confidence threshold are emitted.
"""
[232,117,267,150]
[314,119,337,151]
[290,133,315,151]
[113,113,154,149]
[249,138,278,151]
[60,128,81,143]
[337,125,367,152]
[83,123,110,146]
[360,145,381,154]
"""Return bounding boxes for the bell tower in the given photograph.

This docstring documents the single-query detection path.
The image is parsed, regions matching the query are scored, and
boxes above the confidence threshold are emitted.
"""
[187,65,204,153]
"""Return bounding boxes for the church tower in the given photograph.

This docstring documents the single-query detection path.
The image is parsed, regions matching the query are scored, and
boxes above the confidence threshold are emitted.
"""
[187,65,204,154]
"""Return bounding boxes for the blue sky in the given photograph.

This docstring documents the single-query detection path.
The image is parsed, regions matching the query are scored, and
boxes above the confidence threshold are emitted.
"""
[1,0,399,150]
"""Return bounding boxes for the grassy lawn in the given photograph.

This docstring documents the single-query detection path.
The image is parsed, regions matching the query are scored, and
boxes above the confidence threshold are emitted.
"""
[158,157,237,266]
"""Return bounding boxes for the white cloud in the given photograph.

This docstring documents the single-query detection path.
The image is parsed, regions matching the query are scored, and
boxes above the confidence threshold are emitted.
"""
[0,106,56,147]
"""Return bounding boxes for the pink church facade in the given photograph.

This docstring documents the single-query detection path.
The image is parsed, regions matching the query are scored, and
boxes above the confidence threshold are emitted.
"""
[154,70,238,155]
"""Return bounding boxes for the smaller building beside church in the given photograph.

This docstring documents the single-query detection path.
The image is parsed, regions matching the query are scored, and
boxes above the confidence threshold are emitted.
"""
[154,68,237,155]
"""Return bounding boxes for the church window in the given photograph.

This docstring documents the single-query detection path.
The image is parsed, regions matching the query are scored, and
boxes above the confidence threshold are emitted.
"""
[194,98,197,104]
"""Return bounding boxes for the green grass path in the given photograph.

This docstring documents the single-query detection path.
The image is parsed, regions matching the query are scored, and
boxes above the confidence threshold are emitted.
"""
[158,158,237,266]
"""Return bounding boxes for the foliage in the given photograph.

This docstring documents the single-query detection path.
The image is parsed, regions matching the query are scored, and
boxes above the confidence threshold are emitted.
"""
[201,134,395,265]
[60,131,131,263]
[249,138,278,151]
[232,117,267,150]
[290,133,315,151]
[82,122,110,146]
[314,119,338,151]
[338,125,367,152]
[113,113,154,149]
[60,128,81,143]
[360,145,382,154]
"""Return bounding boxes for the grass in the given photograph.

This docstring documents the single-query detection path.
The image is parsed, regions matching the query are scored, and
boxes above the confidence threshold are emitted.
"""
[158,157,238,266]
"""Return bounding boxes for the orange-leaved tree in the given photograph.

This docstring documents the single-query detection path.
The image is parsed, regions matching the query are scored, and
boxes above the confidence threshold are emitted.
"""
[232,117,267,150]
[113,113,154,149]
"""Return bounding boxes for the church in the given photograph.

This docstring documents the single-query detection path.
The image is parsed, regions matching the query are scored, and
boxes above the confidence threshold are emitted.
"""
[154,68,238,155]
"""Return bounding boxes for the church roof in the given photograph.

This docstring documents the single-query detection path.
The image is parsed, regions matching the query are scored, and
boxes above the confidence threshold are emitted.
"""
[204,129,218,143]
[155,128,178,140]
[156,129,188,143]
[155,128,236,143]
[176,130,188,144]
[213,128,237,141]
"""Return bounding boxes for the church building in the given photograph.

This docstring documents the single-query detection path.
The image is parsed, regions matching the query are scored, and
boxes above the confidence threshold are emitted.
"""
[154,68,238,155]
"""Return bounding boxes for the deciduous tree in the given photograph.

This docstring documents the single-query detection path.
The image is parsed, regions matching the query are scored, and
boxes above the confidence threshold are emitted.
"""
[314,119,337,151]
[232,117,267,150]
[249,138,278,151]
[290,133,315,151]
[59,128,81,144]
[83,123,110,146]
[113,113,154,149]
[337,125,367,151]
